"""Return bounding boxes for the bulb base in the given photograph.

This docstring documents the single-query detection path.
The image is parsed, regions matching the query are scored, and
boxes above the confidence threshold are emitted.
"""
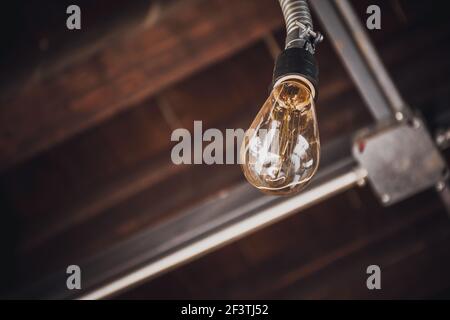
[272,47,319,98]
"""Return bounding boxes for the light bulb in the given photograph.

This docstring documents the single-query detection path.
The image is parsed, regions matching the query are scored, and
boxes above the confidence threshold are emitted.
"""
[240,77,320,195]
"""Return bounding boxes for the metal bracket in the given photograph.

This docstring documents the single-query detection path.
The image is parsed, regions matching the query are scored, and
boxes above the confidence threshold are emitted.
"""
[286,21,323,52]
[353,117,448,206]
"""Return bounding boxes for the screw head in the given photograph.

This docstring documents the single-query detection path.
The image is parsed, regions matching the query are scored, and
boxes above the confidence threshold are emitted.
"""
[436,134,446,146]
[356,178,366,187]
[381,194,391,204]
[395,112,404,121]
[436,181,446,192]
[412,118,421,129]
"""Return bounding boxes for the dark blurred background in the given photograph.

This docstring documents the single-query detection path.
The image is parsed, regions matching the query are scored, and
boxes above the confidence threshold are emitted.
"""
[1,0,450,299]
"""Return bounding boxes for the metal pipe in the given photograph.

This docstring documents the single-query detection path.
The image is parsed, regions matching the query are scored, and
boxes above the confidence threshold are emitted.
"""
[310,0,397,121]
[334,0,406,113]
[79,166,367,300]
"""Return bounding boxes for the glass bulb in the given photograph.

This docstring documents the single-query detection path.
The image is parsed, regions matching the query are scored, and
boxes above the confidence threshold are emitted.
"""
[240,78,320,195]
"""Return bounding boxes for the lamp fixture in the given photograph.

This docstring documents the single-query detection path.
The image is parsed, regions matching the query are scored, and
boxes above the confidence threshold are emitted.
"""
[240,0,323,195]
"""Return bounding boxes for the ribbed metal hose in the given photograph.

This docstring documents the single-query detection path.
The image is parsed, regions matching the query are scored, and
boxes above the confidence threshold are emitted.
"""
[278,0,321,52]
[279,0,313,34]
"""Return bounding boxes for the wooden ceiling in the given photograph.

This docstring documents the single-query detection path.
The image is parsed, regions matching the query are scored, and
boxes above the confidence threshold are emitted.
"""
[1,0,450,298]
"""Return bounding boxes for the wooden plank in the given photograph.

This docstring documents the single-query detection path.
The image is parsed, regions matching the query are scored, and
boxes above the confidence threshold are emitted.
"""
[274,207,450,299]
[2,43,274,256]
[0,0,283,171]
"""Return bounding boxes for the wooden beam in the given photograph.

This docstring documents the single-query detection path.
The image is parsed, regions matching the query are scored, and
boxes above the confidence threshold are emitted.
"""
[0,0,283,171]
[10,43,275,258]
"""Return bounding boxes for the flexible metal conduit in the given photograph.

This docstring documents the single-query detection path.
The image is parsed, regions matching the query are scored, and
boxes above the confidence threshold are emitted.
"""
[279,0,313,34]
[278,0,322,52]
